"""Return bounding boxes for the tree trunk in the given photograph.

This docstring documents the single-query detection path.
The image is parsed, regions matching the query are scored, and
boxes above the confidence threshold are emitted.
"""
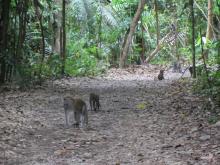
[97,10,102,59]
[206,0,213,40]
[204,0,214,60]
[52,0,62,54]
[0,0,11,84]
[33,0,45,81]
[140,18,145,63]
[16,1,26,64]
[174,20,180,72]
[61,0,66,75]
[145,44,161,63]
[144,31,172,63]
[119,0,146,68]
[190,0,196,78]
[154,0,160,45]
[200,28,210,86]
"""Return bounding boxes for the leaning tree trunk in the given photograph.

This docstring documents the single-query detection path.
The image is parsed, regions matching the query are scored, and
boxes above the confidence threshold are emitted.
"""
[144,31,172,63]
[119,0,146,68]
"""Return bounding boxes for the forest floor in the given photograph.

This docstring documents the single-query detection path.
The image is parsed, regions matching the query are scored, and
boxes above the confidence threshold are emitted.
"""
[0,65,220,165]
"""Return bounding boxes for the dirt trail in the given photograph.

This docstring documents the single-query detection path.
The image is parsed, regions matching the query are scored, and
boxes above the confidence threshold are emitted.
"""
[0,66,220,165]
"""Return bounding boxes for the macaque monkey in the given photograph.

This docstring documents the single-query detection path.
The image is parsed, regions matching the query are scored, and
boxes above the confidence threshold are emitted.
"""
[89,93,100,111]
[189,66,193,77]
[158,70,165,80]
[180,66,194,78]
[63,96,88,128]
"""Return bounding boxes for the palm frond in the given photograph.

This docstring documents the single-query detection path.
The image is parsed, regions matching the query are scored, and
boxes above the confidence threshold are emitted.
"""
[98,5,118,27]
[70,0,93,21]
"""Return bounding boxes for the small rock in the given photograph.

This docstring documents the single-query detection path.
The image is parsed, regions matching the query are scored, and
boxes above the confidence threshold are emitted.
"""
[213,121,220,127]
[138,157,144,162]
[199,135,211,141]
[175,144,183,148]
[83,152,92,159]
[54,148,69,156]
[190,127,198,133]
[161,144,173,149]
[137,153,144,157]
[215,150,220,154]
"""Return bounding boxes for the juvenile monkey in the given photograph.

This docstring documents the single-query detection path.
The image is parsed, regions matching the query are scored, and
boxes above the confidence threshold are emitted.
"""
[158,70,165,80]
[89,93,100,111]
[63,96,88,128]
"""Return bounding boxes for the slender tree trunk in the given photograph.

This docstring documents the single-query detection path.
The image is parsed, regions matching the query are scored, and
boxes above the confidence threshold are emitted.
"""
[53,0,62,54]
[206,0,213,40]
[204,0,214,59]
[154,0,160,45]
[144,31,172,63]
[120,29,130,60]
[15,0,28,83]
[141,18,145,63]
[119,0,146,68]
[33,0,45,81]
[38,18,45,80]
[61,0,66,75]
[174,20,180,72]
[200,28,210,86]
[0,0,11,84]
[11,11,18,82]
[98,13,102,59]
[190,0,196,78]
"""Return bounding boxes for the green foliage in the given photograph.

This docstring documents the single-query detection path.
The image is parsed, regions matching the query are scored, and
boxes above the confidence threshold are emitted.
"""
[150,54,171,65]
[208,115,219,124]
[136,102,146,110]
[46,53,62,77]
[213,0,220,15]
[194,68,220,106]
[65,38,108,76]
[65,53,97,76]
[1,0,220,87]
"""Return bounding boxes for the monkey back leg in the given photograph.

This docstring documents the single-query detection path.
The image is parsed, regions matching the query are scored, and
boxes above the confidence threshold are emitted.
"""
[93,101,97,111]
[74,112,80,128]
[82,106,88,127]
[64,109,69,128]
[90,100,93,111]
